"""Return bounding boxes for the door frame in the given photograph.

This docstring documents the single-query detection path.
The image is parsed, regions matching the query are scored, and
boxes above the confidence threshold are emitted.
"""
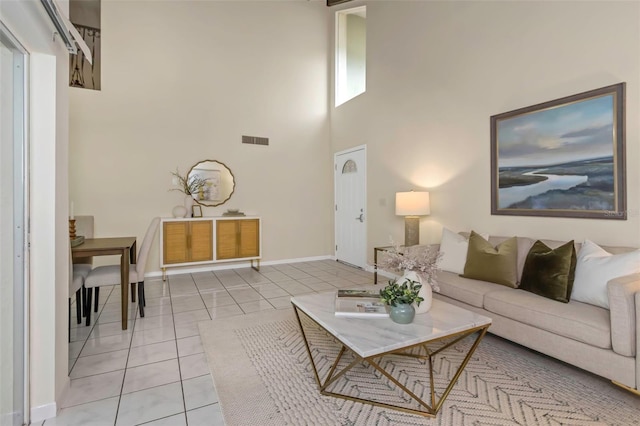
[0,22,29,426]
[334,144,367,268]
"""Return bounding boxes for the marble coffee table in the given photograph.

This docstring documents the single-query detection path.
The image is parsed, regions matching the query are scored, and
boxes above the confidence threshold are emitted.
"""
[291,291,492,417]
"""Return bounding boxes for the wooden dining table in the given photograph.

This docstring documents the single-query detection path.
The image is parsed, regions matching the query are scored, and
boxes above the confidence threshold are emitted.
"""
[72,237,137,330]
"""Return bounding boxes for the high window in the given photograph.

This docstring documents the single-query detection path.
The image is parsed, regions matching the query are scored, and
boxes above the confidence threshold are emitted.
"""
[335,6,366,106]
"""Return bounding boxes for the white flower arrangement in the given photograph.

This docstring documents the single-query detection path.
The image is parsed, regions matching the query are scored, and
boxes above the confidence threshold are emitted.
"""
[376,241,442,292]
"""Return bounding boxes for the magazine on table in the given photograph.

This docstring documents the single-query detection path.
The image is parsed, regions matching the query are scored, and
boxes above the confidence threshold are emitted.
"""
[334,290,388,318]
[337,289,381,298]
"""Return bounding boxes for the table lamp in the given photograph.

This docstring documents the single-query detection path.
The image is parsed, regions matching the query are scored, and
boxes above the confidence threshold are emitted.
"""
[395,191,430,246]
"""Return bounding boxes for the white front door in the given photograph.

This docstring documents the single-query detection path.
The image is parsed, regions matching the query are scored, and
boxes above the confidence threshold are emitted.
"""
[334,146,366,268]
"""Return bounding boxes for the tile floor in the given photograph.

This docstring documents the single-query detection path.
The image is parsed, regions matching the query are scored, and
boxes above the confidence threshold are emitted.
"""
[41,260,373,426]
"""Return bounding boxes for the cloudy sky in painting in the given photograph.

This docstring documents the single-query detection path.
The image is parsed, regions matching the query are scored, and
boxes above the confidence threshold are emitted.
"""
[497,94,615,167]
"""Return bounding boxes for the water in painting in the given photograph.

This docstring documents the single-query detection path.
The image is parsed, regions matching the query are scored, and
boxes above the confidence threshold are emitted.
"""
[497,94,616,211]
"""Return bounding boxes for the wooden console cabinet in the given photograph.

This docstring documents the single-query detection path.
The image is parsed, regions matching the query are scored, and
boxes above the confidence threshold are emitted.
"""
[216,218,260,260]
[160,217,261,280]
[163,219,213,265]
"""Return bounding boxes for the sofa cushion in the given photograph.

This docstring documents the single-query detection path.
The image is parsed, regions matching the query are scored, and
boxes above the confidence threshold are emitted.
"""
[435,271,499,308]
[439,228,490,274]
[484,289,611,349]
[572,240,640,309]
[487,236,533,286]
[519,240,576,303]
[462,232,518,288]
[488,236,581,284]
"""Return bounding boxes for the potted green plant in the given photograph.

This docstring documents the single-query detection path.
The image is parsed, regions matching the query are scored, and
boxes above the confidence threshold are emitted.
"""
[375,243,441,314]
[379,278,424,324]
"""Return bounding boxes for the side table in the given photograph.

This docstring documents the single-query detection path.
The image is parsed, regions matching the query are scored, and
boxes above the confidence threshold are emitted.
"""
[373,245,393,284]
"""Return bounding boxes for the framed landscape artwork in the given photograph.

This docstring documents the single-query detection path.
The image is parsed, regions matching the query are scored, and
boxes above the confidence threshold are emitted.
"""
[490,83,626,220]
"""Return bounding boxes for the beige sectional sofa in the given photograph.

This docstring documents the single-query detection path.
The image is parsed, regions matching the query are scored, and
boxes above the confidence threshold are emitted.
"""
[430,236,640,394]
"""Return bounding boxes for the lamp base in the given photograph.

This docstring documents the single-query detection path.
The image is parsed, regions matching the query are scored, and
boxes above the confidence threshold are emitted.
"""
[404,216,420,246]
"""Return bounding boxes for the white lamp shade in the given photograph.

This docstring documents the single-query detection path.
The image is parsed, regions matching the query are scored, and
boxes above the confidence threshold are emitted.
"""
[395,191,430,216]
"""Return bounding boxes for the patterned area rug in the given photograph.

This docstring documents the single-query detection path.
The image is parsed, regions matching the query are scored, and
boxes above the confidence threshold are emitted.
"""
[198,309,640,426]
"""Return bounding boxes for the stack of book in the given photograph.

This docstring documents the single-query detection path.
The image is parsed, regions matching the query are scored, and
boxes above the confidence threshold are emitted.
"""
[222,209,246,217]
[334,289,389,318]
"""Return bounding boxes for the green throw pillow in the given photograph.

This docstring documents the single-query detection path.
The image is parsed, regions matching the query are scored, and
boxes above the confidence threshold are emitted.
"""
[461,231,518,288]
[520,240,576,303]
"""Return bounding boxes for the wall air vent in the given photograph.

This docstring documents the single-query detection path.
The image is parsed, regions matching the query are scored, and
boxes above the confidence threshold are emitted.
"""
[242,135,269,146]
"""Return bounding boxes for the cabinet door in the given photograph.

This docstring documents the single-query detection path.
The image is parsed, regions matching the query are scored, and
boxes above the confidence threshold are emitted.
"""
[216,220,238,260]
[190,220,213,262]
[163,221,189,264]
[238,219,260,258]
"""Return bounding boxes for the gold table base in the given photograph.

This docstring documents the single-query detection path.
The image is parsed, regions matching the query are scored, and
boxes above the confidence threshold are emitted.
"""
[293,306,490,418]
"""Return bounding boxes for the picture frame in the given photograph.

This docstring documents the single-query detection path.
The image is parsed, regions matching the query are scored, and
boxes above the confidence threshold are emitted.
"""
[490,83,626,220]
[192,205,203,218]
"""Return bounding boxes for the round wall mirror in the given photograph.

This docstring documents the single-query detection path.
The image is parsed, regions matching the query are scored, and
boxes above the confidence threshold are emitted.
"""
[187,160,235,207]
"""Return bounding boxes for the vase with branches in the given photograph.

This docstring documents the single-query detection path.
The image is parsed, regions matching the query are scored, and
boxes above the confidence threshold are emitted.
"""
[170,168,209,196]
[376,241,441,314]
[376,241,441,291]
[169,168,209,217]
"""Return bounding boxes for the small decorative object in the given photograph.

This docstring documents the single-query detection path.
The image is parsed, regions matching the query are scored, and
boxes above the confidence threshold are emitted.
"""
[376,241,441,294]
[379,278,424,324]
[68,219,77,239]
[172,205,187,218]
[184,194,194,217]
[388,303,415,324]
[192,205,203,218]
[222,208,246,217]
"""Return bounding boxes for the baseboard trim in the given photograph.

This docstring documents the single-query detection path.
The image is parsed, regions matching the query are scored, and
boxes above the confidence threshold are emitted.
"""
[146,255,335,279]
[30,402,56,423]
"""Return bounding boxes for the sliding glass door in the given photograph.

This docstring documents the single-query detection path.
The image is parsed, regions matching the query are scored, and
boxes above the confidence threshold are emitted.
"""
[0,25,28,426]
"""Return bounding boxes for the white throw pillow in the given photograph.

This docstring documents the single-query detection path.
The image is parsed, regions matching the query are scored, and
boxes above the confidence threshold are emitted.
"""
[571,240,640,309]
[438,228,488,274]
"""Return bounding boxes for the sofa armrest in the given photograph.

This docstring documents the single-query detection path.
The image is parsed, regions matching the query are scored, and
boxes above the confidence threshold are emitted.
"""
[608,273,640,357]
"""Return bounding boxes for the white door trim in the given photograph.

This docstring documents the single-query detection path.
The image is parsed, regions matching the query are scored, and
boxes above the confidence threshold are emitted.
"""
[334,144,367,268]
[0,23,29,426]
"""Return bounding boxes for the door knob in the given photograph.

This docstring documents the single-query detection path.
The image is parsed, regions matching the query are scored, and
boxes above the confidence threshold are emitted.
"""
[355,213,364,222]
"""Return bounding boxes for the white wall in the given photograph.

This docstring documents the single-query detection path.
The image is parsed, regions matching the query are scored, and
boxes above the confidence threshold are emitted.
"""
[331,1,640,259]
[0,0,72,421]
[70,0,333,273]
